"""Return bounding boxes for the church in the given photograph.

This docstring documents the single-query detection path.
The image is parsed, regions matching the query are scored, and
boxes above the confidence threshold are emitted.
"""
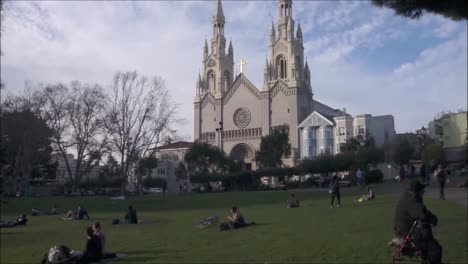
[193,0,395,169]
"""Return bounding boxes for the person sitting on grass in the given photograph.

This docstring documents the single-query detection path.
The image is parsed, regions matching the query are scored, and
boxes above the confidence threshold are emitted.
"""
[93,222,116,259]
[75,227,102,264]
[357,187,376,202]
[124,205,138,224]
[76,206,90,220]
[220,206,255,231]
[287,194,300,208]
[64,210,75,220]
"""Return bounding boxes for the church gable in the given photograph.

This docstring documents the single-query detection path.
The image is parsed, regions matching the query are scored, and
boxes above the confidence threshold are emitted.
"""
[200,92,216,108]
[223,74,261,104]
[270,80,295,98]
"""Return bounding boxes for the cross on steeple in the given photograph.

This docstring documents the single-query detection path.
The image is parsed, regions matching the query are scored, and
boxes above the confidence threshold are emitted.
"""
[238,59,247,74]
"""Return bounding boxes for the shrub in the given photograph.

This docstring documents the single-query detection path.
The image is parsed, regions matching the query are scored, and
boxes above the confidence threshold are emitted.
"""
[364,169,384,184]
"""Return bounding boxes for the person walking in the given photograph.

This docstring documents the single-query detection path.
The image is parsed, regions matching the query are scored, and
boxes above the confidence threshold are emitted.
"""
[433,164,446,200]
[330,175,341,208]
[399,166,406,182]
[356,168,364,187]
[420,163,427,184]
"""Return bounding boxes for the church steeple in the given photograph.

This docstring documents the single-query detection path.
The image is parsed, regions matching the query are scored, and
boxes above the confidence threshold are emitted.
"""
[198,0,234,98]
[269,20,276,44]
[296,23,303,40]
[211,0,226,57]
[228,39,233,58]
[278,0,293,39]
[213,0,225,24]
[203,38,209,60]
[287,15,294,41]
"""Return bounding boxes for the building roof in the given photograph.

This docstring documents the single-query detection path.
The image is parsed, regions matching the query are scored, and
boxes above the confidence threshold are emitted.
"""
[298,111,335,128]
[154,141,193,151]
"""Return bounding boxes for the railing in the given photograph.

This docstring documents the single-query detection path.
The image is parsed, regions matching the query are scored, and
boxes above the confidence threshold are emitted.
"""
[222,128,262,140]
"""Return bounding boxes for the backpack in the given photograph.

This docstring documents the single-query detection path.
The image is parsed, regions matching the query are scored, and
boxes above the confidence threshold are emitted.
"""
[219,222,231,231]
[47,245,71,264]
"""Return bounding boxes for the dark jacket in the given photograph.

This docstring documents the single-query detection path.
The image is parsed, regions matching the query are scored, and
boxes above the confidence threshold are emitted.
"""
[329,177,340,192]
[81,235,102,263]
[394,191,438,237]
[125,208,138,224]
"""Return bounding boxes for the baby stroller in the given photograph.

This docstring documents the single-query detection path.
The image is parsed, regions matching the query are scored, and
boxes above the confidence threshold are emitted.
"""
[391,220,427,264]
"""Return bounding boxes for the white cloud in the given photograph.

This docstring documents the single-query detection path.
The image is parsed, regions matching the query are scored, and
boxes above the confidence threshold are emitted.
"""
[1,0,467,137]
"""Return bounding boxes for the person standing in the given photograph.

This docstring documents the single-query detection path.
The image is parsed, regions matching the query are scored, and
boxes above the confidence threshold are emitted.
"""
[330,175,341,208]
[420,163,427,184]
[394,180,442,264]
[434,164,446,200]
[399,166,406,182]
[356,168,364,187]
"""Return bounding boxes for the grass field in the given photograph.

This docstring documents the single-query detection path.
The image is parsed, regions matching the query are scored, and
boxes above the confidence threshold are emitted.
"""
[1,188,467,264]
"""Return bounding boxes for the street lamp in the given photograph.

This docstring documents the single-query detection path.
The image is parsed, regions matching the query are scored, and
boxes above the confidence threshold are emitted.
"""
[215,122,223,149]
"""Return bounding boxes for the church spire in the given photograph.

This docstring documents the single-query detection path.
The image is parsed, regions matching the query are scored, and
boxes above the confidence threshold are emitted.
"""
[287,15,294,40]
[269,20,276,44]
[296,23,303,39]
[228,39,233,54]
[211,0,226,56]
[213,0,225,25]
[264,58,270,83]
[203,38,209,60]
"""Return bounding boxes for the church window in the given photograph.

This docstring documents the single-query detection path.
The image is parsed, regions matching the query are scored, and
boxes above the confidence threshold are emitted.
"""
[224,71,230,91]
[208,71,216,91]
[280,57,287,79]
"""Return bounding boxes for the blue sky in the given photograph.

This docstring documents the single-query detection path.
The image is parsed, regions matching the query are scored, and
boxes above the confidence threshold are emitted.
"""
[1,0,467,140]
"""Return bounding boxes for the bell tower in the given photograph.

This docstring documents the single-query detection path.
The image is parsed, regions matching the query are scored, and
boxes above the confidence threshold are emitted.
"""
[196,0,234,99]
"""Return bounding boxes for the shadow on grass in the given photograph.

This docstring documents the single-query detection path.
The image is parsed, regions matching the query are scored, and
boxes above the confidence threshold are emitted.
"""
[123,249,183,263]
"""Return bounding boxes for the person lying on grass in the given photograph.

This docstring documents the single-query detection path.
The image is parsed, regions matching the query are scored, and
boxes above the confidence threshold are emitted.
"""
[356,187,376,202]
[0,214,28,228]
[32,205,57,216]
[287,194,300,208]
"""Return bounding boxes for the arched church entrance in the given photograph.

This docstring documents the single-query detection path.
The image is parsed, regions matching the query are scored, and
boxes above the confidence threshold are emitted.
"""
[229,143,255,171]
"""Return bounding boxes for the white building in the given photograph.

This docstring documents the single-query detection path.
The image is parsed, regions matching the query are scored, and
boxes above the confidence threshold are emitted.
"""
[51,154,102,184]
[298,111,395,159]
[151,141,193,193]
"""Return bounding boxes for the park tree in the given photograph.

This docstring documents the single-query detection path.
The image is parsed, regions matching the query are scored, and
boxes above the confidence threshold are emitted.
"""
[0,110,54,195]
[175,162,188,183]
[372,0,467,21]
[134,155,158,195]
[184,142,233,177]
[34,82,109,191]
[422,144,445,168]
[255,126,291,168]
[105,71,177,195]
[390,137,415,166]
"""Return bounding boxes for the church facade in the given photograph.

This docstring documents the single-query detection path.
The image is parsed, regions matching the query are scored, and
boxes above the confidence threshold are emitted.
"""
[194,0,337,168]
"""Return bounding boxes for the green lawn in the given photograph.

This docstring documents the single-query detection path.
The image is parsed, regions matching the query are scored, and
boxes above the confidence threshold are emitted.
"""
[1,189,466,264]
